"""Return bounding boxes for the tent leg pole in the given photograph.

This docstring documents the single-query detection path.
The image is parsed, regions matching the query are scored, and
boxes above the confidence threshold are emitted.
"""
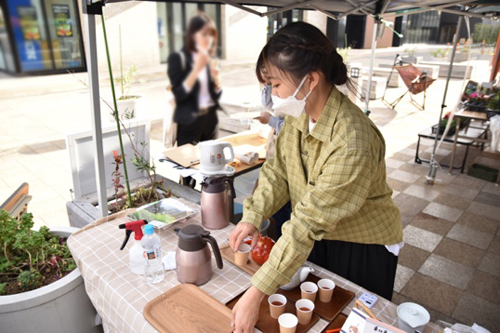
[84,13,108,217]
[426,15,463,185]
[365,20,378,116]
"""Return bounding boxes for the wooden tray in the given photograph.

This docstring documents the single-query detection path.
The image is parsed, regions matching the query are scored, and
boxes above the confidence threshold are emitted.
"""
[278,274,355,322]
[144,284,232,333]
[226,291,320,333]
[220,244,262,276]
[322,313,348,332]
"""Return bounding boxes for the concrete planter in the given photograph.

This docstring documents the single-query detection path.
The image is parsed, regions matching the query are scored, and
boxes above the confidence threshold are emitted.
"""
[0,227,102,333]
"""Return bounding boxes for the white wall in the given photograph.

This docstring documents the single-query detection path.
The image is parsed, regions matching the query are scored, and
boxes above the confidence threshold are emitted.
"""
[221,5,268,64]
[304,10,327,34]
[89,2,160,75]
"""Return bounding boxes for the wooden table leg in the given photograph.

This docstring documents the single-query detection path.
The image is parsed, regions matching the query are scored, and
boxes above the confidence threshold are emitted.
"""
[449,119,461,174]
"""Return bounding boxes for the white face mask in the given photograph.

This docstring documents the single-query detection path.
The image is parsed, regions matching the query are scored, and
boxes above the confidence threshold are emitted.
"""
[271,75,312,118]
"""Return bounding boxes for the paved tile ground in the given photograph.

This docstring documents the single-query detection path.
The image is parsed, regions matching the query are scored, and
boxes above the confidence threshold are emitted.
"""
[1,46,499,330]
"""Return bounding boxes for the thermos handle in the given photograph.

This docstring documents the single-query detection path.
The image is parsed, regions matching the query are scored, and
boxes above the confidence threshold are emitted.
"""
[204,235,224,270]
[221,142,234,164]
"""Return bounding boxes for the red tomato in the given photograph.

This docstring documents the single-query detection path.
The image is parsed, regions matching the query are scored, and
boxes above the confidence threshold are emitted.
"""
[251,235,275,265]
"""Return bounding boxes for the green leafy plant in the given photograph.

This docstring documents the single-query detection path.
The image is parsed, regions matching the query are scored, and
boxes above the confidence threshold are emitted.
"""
[0,211,76,295]
[404,47,417,57]
[115,26,146,101]
[487,92,500,111]
[430,48,449,58]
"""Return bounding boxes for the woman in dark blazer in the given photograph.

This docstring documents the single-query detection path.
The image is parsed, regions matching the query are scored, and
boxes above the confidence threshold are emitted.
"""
[167,13,222,147]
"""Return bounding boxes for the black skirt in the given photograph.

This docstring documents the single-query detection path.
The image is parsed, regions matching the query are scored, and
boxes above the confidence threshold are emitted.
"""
[308,239,398,301]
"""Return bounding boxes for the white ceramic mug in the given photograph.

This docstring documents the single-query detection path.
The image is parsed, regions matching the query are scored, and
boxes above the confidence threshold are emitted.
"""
[199,141,234,172]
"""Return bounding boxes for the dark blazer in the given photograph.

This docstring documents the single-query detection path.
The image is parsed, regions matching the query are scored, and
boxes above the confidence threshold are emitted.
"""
[167,48,222,126]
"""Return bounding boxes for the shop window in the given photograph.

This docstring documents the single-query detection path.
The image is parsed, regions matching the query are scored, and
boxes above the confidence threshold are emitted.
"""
[43,0,83,69]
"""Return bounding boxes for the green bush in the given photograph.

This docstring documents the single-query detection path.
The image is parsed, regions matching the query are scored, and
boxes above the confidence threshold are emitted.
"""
[0,211,76,295]
[473,23,500,44]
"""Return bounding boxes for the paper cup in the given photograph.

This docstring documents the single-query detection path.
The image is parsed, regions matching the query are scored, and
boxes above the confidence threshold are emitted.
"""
[268,294,287,319]
[295,299,315,325]
[234,243,251,266]
[278,313,298,333]
[300,282,318,302]
[318,279,335,302]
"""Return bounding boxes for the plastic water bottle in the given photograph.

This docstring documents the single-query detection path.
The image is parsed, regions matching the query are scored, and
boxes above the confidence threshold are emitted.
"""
[141,225,165,284]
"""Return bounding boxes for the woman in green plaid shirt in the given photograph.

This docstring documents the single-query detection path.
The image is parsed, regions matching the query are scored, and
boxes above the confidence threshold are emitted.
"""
[229,22,403,332]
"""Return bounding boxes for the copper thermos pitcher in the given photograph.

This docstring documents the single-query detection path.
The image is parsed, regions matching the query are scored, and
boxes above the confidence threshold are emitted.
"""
[201,176,236,230]
[174,224,223,285]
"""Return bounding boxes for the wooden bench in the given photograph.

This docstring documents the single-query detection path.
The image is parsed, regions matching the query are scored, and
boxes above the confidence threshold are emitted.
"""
[415,125,488,173]
[0,183,32,220]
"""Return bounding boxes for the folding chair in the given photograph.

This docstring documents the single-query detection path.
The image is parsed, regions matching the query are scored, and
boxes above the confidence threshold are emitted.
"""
[382,55,436,111]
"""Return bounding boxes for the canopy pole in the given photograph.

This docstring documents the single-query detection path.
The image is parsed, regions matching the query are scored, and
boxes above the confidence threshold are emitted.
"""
[84,12,108,217]
[426,15,463,185]
[365,18,379,115]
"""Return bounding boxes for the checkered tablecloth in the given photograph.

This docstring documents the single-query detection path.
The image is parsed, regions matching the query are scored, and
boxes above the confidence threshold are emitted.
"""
[68,199,439,333]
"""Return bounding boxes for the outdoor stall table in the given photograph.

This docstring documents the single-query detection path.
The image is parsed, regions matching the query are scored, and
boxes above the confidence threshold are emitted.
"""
[158,129,268,222]
[448,110,490,174]
[68,199,440,333]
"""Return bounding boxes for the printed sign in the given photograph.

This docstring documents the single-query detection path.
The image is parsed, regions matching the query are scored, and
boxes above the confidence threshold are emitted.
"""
[53,4,73,37]
[17,6,40,41]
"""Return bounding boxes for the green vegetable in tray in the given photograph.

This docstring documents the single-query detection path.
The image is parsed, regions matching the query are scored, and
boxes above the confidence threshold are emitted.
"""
[132,210,176,224]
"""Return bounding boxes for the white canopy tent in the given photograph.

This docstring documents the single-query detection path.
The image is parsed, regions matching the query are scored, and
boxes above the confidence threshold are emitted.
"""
[81,0,499,217]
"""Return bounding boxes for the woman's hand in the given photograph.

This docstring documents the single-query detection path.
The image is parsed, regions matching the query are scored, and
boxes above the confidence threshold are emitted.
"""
[194,51,210,72]
[232,286,264,333]
[229,222,259,252]
[255,112,271,125]
[211,64,221,90]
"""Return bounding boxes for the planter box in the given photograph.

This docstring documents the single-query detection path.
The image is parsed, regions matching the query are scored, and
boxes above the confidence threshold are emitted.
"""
[362,67,402,88]
[66,174,201,228]
[0,227,102,333]
[361,76,387,100]
[419,61,473,79]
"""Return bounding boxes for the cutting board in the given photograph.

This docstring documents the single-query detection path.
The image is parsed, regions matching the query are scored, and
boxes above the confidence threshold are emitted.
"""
[278,274,355,322]
[164,144,200,168]
[226,291,320,333]
[220,244,262,276]
[143,284,232,333]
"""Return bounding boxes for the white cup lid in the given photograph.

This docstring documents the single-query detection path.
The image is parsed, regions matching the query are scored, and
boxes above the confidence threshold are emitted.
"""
[397,302,430,328]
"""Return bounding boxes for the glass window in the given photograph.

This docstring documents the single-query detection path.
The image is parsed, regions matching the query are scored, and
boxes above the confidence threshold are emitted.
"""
[156,2,169,63]
[185,3,198,23]
[204,4,217,23]
[0,6,14,71]
[43,0,83,69]
[6,0,54,72]
[172,3,183,52]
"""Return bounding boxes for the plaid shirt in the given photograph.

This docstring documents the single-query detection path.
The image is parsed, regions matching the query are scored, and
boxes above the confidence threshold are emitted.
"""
[242,87,402,295]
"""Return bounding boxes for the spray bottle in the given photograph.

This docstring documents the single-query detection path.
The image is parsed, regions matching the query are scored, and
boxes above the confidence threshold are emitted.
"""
[119,220,148,275]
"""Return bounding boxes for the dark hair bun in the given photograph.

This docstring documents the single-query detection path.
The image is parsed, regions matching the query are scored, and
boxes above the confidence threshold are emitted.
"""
[331,51,348,86]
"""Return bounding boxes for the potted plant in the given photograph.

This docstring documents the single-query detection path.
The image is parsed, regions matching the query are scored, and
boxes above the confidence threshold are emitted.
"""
[0,211,102,333]
[402,46,419,64]
[464,92,488,111]
[111,26,147,122]
[432,112,460,136]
